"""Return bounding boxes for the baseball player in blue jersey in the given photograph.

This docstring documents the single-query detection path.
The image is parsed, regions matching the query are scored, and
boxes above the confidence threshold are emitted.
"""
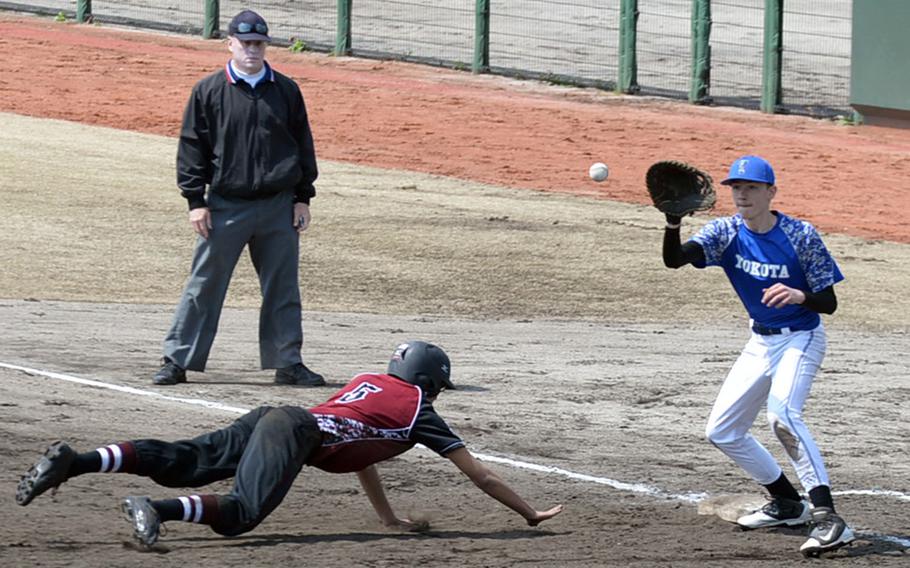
[662,155,854,556]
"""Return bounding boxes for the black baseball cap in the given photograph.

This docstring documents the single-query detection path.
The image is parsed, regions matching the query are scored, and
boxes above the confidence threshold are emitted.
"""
[228,10,271,42]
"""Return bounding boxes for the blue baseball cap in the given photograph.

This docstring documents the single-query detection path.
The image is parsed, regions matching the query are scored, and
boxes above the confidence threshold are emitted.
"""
[721,155,775,186]
[228,10,271,42]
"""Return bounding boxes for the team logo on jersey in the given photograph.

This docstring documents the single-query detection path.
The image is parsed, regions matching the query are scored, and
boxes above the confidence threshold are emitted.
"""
[735,254,790,279]
[338,382,383,404]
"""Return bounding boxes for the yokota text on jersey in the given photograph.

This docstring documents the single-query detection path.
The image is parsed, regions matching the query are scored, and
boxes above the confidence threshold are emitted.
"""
[690,212,844,330]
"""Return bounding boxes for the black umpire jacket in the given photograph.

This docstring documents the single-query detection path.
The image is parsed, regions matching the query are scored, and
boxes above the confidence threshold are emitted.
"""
[176,61,318,210]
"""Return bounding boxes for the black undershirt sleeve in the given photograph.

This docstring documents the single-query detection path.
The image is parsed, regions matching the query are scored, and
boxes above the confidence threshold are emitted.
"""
[662,226,705,268]
[801,286,837,314]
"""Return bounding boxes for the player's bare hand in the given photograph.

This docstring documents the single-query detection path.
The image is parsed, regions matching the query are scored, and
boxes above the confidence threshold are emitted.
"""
[189,207,212,239]
[526,504,564,526]
[761,283,805,308]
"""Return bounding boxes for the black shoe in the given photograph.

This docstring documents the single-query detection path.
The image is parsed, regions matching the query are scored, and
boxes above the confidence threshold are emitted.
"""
[122,496,161,548]
[153,358,186,385]
[275,363,326,386]
[16,441,76,506]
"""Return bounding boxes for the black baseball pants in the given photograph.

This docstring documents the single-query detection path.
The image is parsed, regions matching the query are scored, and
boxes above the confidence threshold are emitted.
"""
[129,405,322,535]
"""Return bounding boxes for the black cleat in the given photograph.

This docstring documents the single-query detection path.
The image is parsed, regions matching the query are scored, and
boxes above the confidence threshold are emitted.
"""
[800,507,855,557]
[274,363,326,387]
[153,358,186,385]
[16,441,76,506]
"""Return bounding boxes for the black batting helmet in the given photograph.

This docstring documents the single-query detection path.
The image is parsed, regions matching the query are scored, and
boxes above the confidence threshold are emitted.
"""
[387,341,454,398]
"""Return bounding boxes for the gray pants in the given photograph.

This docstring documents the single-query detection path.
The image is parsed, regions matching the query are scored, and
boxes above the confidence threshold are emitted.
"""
[163,191,304,371]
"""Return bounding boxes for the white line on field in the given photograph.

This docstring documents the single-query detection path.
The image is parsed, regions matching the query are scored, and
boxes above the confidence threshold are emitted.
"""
[0,362,250,414]
[3,361,908,549]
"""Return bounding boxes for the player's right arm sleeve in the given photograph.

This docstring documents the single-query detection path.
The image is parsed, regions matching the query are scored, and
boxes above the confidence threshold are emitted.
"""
[663,227,705,268]
[409,401,465,456]
[176,89,212,210]
[801,285,837,314]
[796,223,845,292]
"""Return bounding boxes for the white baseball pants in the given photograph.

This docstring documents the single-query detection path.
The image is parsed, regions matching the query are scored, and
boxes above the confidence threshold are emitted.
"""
[705,324,830,491]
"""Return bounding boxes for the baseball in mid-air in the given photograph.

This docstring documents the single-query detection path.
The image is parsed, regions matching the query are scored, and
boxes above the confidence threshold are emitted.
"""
[589,162,609,182]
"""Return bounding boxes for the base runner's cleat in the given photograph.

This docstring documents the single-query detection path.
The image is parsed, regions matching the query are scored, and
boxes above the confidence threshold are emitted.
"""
[16,441,76,506]
[736,497,811,529]
[800,507,855,557]
[122,496,161,548]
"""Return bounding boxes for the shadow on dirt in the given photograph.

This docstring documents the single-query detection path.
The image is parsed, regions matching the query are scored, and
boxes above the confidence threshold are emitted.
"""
[841,536,910,559]
[174,528,566,548]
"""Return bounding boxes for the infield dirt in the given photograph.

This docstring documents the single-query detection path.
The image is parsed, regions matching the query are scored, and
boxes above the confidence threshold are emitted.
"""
[0,14,908,568]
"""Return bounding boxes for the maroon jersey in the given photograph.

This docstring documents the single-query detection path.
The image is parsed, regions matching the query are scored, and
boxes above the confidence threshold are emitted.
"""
[306,373,464,473]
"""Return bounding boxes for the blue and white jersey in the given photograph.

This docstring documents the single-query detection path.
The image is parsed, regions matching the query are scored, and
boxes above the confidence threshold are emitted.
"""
[690,213,844,329]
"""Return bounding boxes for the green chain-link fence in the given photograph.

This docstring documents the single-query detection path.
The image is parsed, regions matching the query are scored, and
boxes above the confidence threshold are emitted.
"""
[1,0,853,117]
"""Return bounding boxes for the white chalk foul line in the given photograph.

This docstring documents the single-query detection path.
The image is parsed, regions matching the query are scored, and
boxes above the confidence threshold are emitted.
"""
[0,362,250,414]
[835,488,910,502]
[3,361,908,549]
[476,453,707,503]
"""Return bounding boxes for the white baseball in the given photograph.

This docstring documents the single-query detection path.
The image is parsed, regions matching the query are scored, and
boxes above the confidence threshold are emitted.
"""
[589,162,609,182]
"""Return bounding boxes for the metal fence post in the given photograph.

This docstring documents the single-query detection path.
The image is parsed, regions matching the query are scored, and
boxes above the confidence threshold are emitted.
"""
[76,0,91,23]
[689,0,711,104]
[473,0,490,73]
[761,0,784,113]
[617,0,640,93]
[336,0,353,56]
[203,0,219,39]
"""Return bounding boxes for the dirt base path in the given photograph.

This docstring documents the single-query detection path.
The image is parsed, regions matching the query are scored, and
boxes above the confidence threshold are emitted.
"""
[1,300,908,567]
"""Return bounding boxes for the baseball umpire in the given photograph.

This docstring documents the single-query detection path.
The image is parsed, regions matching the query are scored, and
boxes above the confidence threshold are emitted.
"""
[153,9,324,387]
[17,341,563,547]
[659,155,853,556]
